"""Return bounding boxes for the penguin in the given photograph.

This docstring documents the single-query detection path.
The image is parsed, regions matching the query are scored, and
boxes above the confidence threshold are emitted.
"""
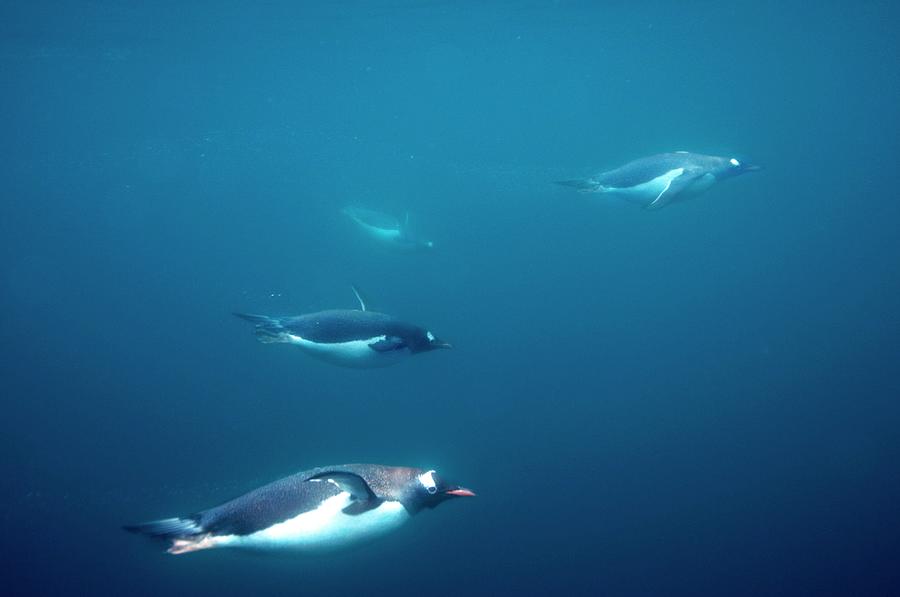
[343,206,434,250]
[234,287,451,368]
[556,151,760,210]
[124,464,475,555]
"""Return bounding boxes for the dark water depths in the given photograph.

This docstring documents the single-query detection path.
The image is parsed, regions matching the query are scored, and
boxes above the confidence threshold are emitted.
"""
[2,1,899,595]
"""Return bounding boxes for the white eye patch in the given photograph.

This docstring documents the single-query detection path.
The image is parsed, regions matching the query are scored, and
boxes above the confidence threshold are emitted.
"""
[730,158,740,166]
[418,470,437,494]
[426,331,435,342]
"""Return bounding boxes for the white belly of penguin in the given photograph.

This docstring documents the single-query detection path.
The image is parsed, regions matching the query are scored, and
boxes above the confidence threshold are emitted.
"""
[356,221,402,243]
[286,334,409,368]
[218,492,411,552]
[605,168,684,205]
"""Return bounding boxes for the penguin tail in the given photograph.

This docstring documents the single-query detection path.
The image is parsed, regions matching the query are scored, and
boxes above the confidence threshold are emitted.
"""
[233,312,276,325]
[123,517,222,555]
[123,516,203,539]
[233,312,290,343]
[554,178,603,192]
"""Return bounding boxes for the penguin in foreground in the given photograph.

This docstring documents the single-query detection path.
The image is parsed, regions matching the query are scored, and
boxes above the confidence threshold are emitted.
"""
[556,151,760,210]
[124,464,475,555]
[343,206,434,251]
[234,287,451,368]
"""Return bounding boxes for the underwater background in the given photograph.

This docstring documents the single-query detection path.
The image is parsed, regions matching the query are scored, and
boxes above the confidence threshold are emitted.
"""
[2,1,899,595]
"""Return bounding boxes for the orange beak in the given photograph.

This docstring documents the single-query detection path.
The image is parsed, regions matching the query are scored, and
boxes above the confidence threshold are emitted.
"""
[445,488,476,497]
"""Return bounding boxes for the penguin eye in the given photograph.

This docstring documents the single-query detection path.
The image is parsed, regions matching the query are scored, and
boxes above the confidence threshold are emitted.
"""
[427,486,437,495]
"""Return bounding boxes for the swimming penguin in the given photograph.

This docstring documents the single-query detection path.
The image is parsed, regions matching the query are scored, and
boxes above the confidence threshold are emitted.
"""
[234,287,451,368]
[124,464,475,555]
[556,151,760,210]
[343,206,434,250]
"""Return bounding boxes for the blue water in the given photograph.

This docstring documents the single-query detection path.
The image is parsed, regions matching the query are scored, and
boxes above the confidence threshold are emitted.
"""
[2,1,899,595]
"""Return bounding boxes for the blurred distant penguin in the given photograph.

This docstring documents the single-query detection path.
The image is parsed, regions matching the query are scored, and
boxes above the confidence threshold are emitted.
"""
[556,151,760,210]
[343,206,434,250]
[234,287,451,368]
[124,463,475,555]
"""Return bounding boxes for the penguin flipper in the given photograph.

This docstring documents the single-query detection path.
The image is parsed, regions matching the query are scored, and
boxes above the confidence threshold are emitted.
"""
[368,336,406,352]
[307,472,383,515]
[644,171,697,210]
[341,500,382,515]
[350,285,369,311]
[399,212,413,238]
[307,472,377,503]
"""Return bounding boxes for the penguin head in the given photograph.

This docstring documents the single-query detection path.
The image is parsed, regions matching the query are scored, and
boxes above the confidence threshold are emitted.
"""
[410,469,476,510]
[404,238,434,252]
[408,328,452,353]
[721,157,762,178]
[410,238,434,252]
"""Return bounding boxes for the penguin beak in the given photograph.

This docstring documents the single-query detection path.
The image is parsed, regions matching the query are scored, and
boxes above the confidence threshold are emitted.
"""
[743,163,762,171]
[445,487,476,497]
[432,340,453,349]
